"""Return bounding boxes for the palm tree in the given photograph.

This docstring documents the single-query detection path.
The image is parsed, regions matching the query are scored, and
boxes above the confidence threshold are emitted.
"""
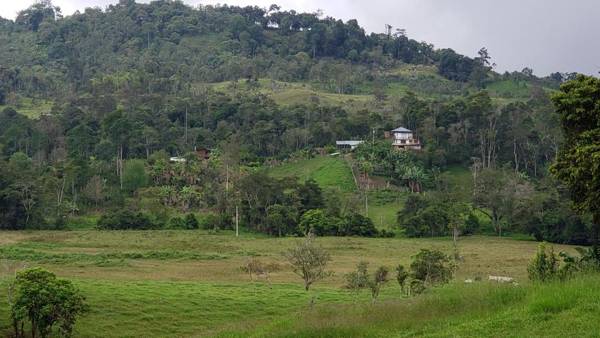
[399,164,426,193]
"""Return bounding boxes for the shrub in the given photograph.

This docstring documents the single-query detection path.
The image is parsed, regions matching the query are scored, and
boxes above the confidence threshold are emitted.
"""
[299,209,339,236]
[410,249,454,286]
[527,243,559,282]
[96,209,159,230]
[168,216,186,229]
[184,213,199,229]
[201,213,232,231]
[396,264,409,294]
[368,266,390,301]
[340,213,378,237]
[345,262,390,301]
[345,261,369,293]
[378,229,396,238]
[409,278,426,295]
[463,213,481,235]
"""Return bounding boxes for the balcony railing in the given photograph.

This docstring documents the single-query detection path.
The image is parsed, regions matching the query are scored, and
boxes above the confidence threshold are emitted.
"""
[392,139,420,146]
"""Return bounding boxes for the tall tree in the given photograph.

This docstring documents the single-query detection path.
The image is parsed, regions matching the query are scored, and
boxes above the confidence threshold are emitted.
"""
[551,75,600,242]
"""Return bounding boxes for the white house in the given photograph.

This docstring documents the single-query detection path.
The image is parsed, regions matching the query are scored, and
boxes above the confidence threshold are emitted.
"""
[169,156,187,163]
[336,140,364,151]
[389,127,421,150]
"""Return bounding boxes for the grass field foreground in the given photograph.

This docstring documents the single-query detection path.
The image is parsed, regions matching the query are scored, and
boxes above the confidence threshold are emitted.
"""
[0,230,582,336]
[219,274,600,337]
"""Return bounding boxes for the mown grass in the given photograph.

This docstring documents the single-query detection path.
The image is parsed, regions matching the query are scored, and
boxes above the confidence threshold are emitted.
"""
[0,245,228,266]
[0,278,404,337]
[0,231,576,286]
[268,156,357,192]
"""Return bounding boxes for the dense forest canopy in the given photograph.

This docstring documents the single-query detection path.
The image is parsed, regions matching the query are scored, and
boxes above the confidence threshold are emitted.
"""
[0,0,593,245]
[0,0,566,97]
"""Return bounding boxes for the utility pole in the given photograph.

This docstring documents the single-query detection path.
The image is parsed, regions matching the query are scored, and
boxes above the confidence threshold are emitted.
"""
[226,164,229,192]
[372,127,375,145]
[235,205,239,237]
[184,105,188,148]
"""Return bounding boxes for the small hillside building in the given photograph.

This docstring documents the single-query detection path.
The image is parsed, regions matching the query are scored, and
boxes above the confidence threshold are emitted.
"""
[336,140,364,151]
[389,127,421,150]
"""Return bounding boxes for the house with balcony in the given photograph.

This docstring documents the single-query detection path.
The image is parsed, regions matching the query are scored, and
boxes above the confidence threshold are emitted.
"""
[387,127,421,150]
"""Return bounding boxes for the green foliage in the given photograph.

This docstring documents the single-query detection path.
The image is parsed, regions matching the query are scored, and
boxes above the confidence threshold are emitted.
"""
[339,213,378,237]
[527,243,559,282]
[184,213,199,230]
[395,264,409,293]
[368,266,390,301]
[0,0,580,247]
[551,75,600,240]
[299,209,338,236]
[410,249,454,286]
[122,159,148,194]
[530,244,600,282]
[97,209,159,230]
[345,261,369,293]
[10,267,88,338]
[168,216,186,229]
[398,193,479,238]
[265,204,298,237]
[344,262,390,301]
[473,168,533,236]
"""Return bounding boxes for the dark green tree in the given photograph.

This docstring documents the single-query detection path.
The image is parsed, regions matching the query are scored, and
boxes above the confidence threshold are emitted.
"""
[551,75,600,242]
[10,268,88,338]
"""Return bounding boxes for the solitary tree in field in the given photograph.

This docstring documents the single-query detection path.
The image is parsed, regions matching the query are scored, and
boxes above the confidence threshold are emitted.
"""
[284,234,332,291]
[11,268,88,338]
[368,266,389,301]
[551,75,600,243]
[410,249,453,287]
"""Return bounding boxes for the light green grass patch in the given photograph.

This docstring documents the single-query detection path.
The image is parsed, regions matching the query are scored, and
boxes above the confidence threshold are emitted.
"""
[0,97,53,119]
[268,156,356,192]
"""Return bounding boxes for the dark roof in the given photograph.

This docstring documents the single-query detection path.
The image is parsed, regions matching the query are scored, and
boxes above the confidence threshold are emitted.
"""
[392,127,412,133]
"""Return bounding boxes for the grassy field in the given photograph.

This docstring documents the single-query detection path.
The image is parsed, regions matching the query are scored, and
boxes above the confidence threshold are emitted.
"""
[0,97,53,119]
[267,156,357,192]
[0,230,583,336]
[220,274,600,337]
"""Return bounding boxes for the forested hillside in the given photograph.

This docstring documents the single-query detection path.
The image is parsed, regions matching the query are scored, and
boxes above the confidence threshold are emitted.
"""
[0,0,592,244]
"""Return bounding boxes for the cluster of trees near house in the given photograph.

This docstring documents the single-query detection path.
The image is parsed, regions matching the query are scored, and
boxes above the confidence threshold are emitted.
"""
[0,1,598,247]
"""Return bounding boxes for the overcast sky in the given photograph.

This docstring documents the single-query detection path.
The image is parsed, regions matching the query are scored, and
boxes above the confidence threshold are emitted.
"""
[1,0,598,76]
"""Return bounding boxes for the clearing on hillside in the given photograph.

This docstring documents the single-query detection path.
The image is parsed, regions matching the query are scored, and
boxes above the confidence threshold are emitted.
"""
[268,156,357,192]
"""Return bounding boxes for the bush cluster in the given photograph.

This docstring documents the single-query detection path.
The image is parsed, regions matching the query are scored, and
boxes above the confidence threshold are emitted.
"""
[345,249,454,300]
[96,210,160,230]
[300,209,393,238]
